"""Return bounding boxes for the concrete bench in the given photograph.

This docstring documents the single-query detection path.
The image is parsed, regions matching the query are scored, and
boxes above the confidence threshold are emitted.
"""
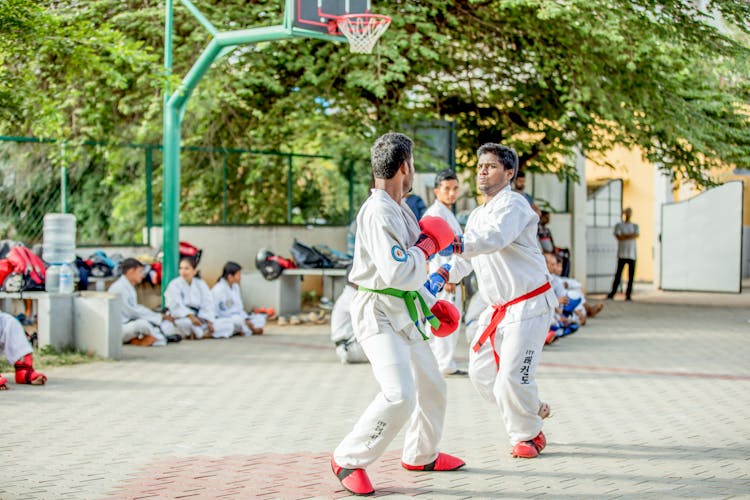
[241,268,348,316]
[0,291,122,360]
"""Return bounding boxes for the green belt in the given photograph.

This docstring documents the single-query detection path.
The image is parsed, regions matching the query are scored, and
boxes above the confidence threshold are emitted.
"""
[358,287,439,340]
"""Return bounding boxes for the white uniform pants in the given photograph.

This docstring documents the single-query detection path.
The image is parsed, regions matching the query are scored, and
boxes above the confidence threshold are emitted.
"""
[172,317,234,339]
[429,287,463,374]
[228,313,265,336]
[122,319,166,346]
[335,340,369,364]
[468,310,553,445]
[0,313,32,364]
[334,330,447,468]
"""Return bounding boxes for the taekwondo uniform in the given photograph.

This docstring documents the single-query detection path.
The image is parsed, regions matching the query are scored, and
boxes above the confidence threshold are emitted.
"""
[0,312,33,366]
[164,276,234,339]
[109,275,174,346]
[452,185,557,446]
[211,278,265,336]
[422,200,472,374]
[333,189,448,468]
[330,284,368,364]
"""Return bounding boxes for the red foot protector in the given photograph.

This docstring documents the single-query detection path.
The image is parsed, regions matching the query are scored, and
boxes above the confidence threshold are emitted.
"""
[0,373,7,390]
[14,353,47,385]
[402,452,465,471]
[331,456,374,496]
[512,431,546,458]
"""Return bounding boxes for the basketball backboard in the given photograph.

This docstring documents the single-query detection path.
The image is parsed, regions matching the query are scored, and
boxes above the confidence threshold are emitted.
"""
[293,0,371,35]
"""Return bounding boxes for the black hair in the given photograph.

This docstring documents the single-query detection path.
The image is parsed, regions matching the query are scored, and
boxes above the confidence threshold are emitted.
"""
[221,261,242,280]
[370,132,413,180]
[477,143,519,180]
[121,258,143,274]
[541,210,550,217]
[179,255,198,269]
[434,168,458,188]
[516,170,526,178]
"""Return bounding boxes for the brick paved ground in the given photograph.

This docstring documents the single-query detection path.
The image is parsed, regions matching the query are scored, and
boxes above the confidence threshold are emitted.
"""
[1,290,749,499]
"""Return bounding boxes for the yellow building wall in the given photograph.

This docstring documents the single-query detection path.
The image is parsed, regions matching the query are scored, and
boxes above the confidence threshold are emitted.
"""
[586,147,656,282]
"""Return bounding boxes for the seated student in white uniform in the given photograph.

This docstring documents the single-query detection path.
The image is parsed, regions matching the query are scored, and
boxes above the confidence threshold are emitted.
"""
[109,258,181,346]
[330,282,368,364]
[211,261,265,336]
[164,256,233,339]
[0,312,46,390]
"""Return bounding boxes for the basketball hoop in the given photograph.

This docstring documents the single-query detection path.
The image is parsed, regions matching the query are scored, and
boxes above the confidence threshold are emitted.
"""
[336,13,392,54]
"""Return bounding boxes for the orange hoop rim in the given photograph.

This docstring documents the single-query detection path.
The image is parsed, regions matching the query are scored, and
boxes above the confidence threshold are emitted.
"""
[335,13,392,54]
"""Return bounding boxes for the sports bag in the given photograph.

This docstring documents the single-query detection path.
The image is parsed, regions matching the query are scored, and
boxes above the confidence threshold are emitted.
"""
[290,239,333,269]
[5,245,46,291]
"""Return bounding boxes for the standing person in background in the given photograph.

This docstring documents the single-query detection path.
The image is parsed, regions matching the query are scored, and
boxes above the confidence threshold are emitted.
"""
[607,207,639,301]
[439,142,557,459]
[513,170,541,217]
[211,261,265,336]
[404,192,427,220]
[109,258,181,346]
[331,132,464,497]
[423,169,471,377]
[0,312,46,389]
[164,256,234,339]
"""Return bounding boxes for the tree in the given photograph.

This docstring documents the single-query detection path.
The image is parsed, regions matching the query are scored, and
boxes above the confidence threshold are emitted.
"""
[1,0,748,244]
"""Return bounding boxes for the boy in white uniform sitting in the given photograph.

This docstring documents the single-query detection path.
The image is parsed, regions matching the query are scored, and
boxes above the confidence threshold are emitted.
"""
[109,258,181,346]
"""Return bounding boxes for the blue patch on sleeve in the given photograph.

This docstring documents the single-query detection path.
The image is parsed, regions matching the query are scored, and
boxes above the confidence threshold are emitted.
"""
[391,245,407,262]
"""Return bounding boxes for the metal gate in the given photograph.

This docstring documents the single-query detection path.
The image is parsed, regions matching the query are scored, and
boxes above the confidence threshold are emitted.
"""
[585,180,622,293]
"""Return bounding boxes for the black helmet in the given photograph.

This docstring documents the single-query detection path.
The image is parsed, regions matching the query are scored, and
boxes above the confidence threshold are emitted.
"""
[255,248,282,280]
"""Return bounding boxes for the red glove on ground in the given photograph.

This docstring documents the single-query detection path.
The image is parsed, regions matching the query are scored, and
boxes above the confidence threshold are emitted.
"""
[414,216,456,258]
[430,299,460,337]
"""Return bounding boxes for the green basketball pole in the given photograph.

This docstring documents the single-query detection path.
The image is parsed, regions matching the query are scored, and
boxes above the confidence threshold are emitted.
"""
[161,0,344,298]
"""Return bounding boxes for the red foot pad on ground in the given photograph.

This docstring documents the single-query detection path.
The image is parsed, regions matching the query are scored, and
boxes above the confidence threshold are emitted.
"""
[0,373,7,390]
[401,452,465,471]
[331,456,374,496]
[512,431,546,458]
[14,354,46,385]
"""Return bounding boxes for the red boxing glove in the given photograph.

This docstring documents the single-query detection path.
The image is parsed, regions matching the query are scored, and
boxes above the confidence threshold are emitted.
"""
[429,299,460,338]
[414,216,455,258]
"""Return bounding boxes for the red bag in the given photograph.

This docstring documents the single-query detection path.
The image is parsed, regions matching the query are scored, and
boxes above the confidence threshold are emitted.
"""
[6,246,46,290]
[0,259,13,288]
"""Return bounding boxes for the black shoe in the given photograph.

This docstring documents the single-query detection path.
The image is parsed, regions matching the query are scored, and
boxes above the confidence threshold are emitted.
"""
[446,369,468,377]
[166,334,182,343]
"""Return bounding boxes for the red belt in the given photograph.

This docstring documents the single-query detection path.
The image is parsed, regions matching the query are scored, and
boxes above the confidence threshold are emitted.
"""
[472,282,552,368]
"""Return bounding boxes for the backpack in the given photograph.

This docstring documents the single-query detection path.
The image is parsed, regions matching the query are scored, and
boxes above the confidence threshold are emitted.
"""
[290,239,333,269]
[4,245,46,291]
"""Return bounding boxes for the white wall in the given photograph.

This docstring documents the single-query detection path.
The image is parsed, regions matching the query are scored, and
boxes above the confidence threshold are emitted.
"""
[661,182,743,292]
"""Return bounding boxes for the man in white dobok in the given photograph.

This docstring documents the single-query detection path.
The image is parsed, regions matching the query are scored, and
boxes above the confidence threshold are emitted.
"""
[422,168,472,376]
[440,143,557,459]
[331,132,464,496]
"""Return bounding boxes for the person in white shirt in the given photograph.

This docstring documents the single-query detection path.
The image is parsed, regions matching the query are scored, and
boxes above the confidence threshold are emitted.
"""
[0,312,46,389]
[331,132,465,497]
[422,169,471,376]
[109,258,181,346]
[607,207,639,301]
[441,143,557,459]
[330,283,368,364]
[164,256,234,339]
[211,261,265,336]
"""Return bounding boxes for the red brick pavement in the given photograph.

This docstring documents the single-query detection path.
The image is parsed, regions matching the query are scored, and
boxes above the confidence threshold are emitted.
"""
[105,450,427,499]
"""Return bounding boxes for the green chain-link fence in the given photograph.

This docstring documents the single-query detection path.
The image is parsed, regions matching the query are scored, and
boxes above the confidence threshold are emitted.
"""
[0,136,368,247]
